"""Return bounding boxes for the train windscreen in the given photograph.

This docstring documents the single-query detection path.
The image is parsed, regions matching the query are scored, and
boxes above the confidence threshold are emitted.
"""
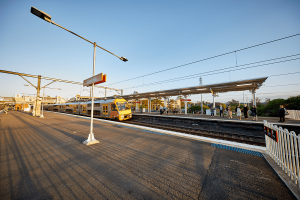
[116,102,130,111]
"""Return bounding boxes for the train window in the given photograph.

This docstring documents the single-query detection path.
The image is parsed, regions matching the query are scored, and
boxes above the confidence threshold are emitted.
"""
[111,104,117,111]
[94,103,100,107]
[116,102,131,111]
[94,110,100,115]
[82,105,86,111]
[87,104,91,107]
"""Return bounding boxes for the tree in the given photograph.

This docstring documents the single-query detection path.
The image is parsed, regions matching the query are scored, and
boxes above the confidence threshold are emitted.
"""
[227,99,239,111]
[151,98,163,110]
[285,95,300,110]
[256,104,267,117]
[169,99,175,109]
[264,99,286,117]
[250,97,262,106]
[141,99,148,109]
[188,105,210,113]
[265,98,270,104]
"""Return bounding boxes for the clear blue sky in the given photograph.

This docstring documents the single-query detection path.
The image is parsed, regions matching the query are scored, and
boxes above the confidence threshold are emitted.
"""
[1,0,300,104]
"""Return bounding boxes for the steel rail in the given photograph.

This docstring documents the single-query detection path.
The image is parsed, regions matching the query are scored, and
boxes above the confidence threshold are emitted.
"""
[122,120,265,146]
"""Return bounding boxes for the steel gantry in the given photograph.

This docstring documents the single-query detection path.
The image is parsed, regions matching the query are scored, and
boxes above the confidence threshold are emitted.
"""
[0,69,123,116]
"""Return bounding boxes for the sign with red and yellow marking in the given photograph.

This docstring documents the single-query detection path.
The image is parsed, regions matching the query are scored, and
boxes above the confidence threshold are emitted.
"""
[83,73,106,86]
[180,99,191,102]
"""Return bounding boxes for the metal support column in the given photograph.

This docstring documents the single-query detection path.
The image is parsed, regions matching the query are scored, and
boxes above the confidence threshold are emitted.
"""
[212,93,217,116]
[34,75,41,116]
[252,90,257,121]
[164,97,167,109]
[184,95,187,115]
[149,98,151,113]
[212,93,215,108]
[200,77,203,115]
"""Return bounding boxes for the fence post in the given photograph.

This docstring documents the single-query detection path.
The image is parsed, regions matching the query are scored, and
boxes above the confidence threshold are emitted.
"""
[286,129,293,177]
[298,136,300,188]
[291,132,296,182]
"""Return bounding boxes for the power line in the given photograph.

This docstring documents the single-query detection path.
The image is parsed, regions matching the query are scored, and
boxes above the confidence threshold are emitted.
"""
[105,33,300,86]
[263,83,300,88]
[123,55,300,90]
[257,90,300,95]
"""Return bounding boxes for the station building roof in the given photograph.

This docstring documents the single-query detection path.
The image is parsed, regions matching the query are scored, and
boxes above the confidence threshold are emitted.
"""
[103,77,268,100]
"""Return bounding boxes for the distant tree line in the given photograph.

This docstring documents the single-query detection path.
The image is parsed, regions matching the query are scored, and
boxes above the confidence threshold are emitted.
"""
[187,95,300,116]
[256,95,300,117]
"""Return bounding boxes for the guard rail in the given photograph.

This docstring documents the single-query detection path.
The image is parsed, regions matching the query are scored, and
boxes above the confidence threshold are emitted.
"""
[264,120,300,188]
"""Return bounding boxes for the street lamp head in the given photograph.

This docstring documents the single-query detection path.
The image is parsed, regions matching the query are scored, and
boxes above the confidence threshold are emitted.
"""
[31,7,52,22]
[120,57,128,62]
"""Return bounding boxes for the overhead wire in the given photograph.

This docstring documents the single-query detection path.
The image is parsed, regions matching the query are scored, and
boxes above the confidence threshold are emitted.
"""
[122,54,300,90]
[104,33,300,86]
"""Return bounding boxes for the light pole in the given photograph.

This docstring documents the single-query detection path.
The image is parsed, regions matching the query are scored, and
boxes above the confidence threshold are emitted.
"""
[40,87,61,118]
[30,7,128,61]
[31,7,128,145]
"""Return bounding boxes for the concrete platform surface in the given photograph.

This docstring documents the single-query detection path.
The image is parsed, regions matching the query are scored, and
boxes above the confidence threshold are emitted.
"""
[0,111,296,199]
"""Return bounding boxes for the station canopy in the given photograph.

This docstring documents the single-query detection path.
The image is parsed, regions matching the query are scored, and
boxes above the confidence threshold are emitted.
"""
[104,77,268,100]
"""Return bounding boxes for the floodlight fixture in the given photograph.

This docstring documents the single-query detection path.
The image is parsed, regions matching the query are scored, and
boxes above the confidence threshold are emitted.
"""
[31,7,52,22]
[120,57,128,62]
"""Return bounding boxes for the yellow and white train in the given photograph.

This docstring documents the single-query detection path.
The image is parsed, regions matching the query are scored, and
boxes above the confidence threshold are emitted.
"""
[44,98,132,121]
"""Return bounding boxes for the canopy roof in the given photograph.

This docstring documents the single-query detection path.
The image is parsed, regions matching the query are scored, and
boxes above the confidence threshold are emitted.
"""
[102,77,268,100]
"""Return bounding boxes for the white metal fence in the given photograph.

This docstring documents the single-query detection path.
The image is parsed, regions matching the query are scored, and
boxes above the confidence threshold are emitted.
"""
[264,120,300,188]
[286,110,300,120]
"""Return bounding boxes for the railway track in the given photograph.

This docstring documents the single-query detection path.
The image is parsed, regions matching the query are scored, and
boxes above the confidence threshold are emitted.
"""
[121,119,265,147]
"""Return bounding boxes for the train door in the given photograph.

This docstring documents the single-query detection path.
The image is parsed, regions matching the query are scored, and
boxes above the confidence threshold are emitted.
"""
[102,104,108,117]
[81,104,87,115]
[73,105,76,113]
[110,103,118,119]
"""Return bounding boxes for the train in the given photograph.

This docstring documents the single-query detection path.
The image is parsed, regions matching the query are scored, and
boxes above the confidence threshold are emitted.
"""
[43,98,132,121]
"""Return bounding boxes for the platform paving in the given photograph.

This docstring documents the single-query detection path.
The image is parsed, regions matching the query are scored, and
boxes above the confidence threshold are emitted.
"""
[0,111,296,199]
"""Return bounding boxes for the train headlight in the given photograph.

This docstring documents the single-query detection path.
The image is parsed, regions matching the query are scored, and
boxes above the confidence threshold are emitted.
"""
[120,115,124,119]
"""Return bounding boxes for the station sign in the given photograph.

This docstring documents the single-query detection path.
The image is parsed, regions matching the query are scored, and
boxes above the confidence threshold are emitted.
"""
[83,73,106,87]
[181,99,191,102]
[264,126,278,142]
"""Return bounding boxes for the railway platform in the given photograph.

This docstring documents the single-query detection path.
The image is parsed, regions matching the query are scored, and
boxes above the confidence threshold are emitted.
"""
[0,110,297,199]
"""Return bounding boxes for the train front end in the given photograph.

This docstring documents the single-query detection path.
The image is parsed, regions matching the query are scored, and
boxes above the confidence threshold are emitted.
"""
[115,99,132,121]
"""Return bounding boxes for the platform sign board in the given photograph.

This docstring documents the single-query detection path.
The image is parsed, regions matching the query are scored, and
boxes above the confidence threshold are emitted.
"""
[83,73,106,87]
[264,126,278,143]
[181,99,191,102]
